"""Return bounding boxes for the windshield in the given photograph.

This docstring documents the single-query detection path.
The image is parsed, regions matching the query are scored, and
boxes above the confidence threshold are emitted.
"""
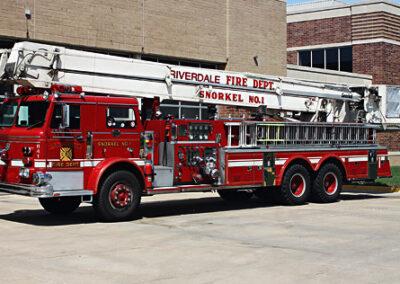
[16,101,49,128]
[0,101,18,127]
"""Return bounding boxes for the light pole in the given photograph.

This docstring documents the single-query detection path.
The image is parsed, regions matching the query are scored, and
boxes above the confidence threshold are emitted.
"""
[25,8,32,39]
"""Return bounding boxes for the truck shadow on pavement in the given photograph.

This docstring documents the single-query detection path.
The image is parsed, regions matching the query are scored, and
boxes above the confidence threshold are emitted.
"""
[0,193,385,226]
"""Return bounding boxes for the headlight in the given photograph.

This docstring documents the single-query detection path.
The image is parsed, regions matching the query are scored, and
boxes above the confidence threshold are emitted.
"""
[32,172,52,185]
[19,167,30,178]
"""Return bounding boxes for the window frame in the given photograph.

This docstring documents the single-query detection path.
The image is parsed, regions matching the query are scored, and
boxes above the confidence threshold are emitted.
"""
[106,106,137,129]
[159,101,209,120]
[50,103,81,130]
[297,46,352,73]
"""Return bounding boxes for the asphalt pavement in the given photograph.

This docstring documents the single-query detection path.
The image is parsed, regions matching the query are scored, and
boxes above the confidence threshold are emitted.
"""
[0,191,399,283]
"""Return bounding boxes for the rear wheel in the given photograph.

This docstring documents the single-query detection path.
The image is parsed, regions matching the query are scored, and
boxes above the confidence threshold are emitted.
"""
[93,170,142,222]
[218,190,253,203]
[278,164,311,205]
[312,163,343,203]
[39,196,81,215]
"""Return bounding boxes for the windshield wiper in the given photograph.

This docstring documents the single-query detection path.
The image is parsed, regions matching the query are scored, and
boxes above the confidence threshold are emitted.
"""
[27,120,44,129]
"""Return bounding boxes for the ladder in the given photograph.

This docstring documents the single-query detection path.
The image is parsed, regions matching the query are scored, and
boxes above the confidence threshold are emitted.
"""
[225,121,377,148]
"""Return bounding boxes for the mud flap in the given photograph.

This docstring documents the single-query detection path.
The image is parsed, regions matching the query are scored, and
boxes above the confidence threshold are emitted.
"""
[368,149,378,180]
[263,153,275,186]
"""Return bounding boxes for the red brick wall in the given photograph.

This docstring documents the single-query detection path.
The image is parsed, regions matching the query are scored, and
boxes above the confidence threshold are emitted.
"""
[353,43,400,85]
[218,106,252,119]
[377,131,400,151]
[287,16,352,48]
[287,51,297,64]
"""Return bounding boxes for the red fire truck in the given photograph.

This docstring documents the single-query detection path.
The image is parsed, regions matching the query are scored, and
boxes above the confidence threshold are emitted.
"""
[0,42,393,221]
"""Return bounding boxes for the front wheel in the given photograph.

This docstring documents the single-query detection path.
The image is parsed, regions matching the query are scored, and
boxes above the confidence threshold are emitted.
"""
[93,170,142,222]
[39,196,81,215]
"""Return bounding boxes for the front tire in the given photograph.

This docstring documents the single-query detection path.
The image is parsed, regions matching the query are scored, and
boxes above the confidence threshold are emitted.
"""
[39,196,81,215]
[311,163,343,203]
[93,171,142,222]
[278,164,311,205]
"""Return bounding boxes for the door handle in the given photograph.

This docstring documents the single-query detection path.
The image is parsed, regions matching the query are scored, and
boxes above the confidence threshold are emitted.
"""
[112,129,121,137]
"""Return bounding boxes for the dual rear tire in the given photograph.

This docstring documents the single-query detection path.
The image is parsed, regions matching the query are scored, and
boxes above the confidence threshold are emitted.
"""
[255,163,342,205]
[311,163,342,203]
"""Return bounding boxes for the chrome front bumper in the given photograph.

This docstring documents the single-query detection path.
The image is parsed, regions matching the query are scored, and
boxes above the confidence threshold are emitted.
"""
[0,182,53,197]
[0,182,93,198]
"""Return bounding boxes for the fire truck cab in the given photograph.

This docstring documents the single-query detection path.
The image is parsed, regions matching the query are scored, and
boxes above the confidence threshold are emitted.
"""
[0,84,392,221]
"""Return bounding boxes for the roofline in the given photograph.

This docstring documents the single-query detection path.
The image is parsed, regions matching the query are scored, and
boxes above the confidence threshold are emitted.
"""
[287,0,400,15]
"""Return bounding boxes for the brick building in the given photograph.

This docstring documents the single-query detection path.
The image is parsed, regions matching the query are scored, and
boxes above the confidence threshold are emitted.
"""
[287,0,400,151]
[0,0,286,118]
[0,0,286,75]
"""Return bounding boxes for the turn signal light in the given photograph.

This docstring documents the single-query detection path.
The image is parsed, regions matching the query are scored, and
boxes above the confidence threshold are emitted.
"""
[144,163,153,176]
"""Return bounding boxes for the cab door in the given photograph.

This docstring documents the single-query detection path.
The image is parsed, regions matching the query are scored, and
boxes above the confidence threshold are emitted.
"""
[47,102,86,168]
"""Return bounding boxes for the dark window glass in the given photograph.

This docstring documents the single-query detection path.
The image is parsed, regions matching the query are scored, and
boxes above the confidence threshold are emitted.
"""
[181,107,200,119]
[51,104,80,129]
[340,47,352,72]
[50,105,62,129]
[69,105,81,129]
[17,101,49,128]
[326,48,339,70]
[160,106,179,118]
[200,63,218,69]
[158,58,179,65]
[312,49,324,69]
[107,107,135,128]
[140,56,158,62]
[0,101,18,127]
[180,61,200,68]
[299,50,311,67]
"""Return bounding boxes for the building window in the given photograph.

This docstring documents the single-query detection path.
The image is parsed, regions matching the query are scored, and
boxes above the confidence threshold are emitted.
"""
[326,48,339,70]
[141,55,224,70]
[312,49,324,69]
[298,46,352,72]
[340,47,352,72]
[299,50,311,67]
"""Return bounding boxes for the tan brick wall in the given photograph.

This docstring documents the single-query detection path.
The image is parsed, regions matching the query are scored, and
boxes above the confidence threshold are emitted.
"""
[0,0,286,75]
[226,0,287,75]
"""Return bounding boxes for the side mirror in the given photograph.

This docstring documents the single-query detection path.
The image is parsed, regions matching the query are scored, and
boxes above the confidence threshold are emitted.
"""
[61,104,70,129]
